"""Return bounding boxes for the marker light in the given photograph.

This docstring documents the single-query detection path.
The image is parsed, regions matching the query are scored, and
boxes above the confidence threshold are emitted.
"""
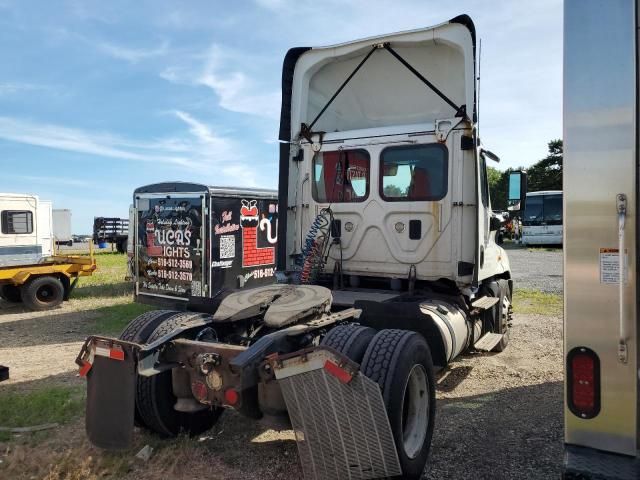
[567,347,600,419]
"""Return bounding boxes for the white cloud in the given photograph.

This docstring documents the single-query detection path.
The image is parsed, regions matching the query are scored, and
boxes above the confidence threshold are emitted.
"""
[161,45,281,119]
[97,40,170,64]
[3,174,94,188]
[0,83,49,96]
[0,116,195,167]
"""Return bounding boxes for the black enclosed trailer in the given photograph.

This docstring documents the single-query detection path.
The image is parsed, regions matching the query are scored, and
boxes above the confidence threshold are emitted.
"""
[132,182,278,308]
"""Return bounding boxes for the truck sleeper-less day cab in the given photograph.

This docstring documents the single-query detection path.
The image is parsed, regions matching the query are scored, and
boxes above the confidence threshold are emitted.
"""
[78,16,519,479]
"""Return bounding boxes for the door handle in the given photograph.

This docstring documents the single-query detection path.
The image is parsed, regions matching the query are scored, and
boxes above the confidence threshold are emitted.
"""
[617,193,628,364]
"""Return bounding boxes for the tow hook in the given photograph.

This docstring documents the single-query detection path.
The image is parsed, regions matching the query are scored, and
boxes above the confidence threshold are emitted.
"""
[197,352,222,374]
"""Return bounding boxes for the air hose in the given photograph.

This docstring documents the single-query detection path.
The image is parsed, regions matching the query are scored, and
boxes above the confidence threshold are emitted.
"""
[297,208,333,284]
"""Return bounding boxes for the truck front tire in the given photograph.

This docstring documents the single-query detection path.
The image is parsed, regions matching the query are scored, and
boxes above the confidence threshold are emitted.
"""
[21,276,64,310]
[321,323,376,363]
[361,329,436,479]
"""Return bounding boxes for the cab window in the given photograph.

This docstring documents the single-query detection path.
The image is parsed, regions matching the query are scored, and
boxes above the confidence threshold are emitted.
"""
[380,144,448,201]
[312,149,370,203]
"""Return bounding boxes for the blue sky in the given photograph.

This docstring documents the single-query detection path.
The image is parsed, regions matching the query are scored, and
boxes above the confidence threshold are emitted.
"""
[0,0,562,233]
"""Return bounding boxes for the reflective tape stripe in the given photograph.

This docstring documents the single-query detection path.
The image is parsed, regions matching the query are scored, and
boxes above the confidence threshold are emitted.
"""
[94,346,124,361]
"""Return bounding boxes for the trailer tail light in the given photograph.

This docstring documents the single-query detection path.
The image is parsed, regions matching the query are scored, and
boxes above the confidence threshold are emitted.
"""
[567,347,600,419]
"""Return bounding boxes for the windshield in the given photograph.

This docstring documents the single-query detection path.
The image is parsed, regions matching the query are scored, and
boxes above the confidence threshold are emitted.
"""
[523,194,562,225]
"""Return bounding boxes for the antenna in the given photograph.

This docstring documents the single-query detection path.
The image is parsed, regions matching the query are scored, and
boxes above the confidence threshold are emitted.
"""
[477,38,482,145]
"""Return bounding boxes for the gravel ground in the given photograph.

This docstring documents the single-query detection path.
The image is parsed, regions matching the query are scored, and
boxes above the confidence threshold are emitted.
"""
[504,245,563,293]
[0,305,562,480]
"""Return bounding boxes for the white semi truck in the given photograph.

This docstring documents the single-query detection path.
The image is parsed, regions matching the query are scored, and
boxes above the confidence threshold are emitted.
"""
[561,0,640,477]
[77,15,520,479]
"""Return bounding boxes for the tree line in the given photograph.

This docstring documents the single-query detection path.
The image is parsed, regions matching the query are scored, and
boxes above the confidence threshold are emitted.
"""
[488,139,563,211]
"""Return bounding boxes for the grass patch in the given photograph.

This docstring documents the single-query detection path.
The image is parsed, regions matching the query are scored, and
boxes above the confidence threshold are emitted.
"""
[89,302,153,335]
[74,253,130,298]
[527,247,562,252]
[0,387,84,441]
[513,288,563,316]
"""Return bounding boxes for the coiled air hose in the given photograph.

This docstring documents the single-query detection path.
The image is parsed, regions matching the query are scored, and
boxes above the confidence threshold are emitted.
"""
[297,208,333,284]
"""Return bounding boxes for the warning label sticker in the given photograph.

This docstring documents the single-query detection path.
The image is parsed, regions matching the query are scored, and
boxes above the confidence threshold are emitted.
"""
[599,248,628,284]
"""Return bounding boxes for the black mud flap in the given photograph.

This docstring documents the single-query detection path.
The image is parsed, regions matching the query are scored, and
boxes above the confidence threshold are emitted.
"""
[86,343,137,450]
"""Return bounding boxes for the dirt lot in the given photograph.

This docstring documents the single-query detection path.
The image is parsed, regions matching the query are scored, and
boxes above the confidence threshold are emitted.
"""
[0,252,564,480]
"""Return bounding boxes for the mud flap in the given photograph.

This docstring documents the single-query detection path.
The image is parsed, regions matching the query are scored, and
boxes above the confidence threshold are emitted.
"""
[85,343,137,450]
[270,348,401,480]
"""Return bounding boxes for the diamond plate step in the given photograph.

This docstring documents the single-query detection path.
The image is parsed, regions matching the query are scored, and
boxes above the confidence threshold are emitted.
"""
[471,296,500,310]
[474,332,504,351]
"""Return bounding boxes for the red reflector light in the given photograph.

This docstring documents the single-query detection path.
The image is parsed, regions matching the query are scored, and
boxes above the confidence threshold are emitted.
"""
[323,360,353,384]
[224,388,239,406]
[78,360,92,377]
[191,381,208,401]
[567,347,600,419]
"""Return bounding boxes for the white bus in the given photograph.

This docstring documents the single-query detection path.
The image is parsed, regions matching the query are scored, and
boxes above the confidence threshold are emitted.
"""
[521,190,562,246]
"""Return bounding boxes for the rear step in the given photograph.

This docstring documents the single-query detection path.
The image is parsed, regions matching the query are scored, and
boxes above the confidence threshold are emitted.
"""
[474,332,504,351]
[471,296,500,310]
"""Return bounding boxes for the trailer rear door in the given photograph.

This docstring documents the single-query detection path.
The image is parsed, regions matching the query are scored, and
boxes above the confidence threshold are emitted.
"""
[564,0,638,457]
[134,193,207,302]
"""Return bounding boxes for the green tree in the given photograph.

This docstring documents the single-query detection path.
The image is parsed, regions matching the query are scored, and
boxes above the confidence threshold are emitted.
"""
[488,139,563,210]
[527,139,563,192]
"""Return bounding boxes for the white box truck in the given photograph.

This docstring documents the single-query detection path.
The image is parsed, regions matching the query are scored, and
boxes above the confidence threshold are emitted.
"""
[52,208,72,247]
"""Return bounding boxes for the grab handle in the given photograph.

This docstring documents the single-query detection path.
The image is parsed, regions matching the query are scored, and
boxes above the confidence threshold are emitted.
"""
[617,193,628,364]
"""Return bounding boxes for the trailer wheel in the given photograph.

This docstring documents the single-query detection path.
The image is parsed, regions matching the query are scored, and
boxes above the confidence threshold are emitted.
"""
[321,323,376,363]
[361,329,436,479]
[0,285,22,303]
[136,313,223,437]
[21,276,64,310]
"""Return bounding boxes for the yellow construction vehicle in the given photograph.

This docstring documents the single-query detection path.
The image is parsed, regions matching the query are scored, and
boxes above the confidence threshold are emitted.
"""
[0,246,96,310]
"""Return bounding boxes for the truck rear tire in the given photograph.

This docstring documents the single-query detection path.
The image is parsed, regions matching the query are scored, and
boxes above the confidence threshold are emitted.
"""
[361,329,436,480]
[0,285,22,303]
[119,309,178,427]
[321,323,376,363]
[134,312,223,437]
[21,276,64,310]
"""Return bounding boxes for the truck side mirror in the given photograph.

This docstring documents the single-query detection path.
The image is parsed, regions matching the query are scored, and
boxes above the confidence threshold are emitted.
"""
[490,216,502,232]
[508,171,527,210]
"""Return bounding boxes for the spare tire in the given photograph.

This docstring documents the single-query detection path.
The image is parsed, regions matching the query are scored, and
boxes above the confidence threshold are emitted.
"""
[361,329,436,480]
[321,323,376,363]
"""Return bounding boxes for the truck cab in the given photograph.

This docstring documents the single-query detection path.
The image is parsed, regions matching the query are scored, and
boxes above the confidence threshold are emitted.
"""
[278,15,510,297]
